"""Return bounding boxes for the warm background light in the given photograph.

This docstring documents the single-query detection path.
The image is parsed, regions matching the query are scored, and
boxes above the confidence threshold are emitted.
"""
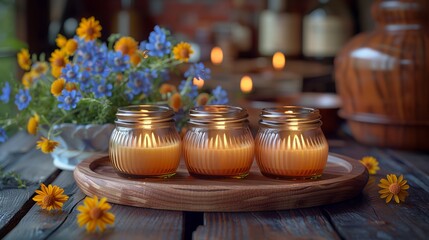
[211,46,223,65]
[240,75,253,93]
[193,77,204,89]
[272,52,286,70]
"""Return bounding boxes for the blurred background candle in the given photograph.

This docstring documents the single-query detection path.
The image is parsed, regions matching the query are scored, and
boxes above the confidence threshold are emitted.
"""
[109,105,181,178]
[255,106,328,179]
[272,51,286,71]
[240,75,253,94]
[183,105,254,178]
[193,77,204,89]
[210,46,223,65]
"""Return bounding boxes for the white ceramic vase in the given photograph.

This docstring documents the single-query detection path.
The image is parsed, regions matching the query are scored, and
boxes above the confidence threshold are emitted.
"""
[50,123,115,170]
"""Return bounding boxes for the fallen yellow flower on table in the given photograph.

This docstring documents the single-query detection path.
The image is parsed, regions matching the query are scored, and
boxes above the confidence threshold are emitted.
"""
[77,195,115,233]
[378,174,410,204]
[36,137,59,153]
[360,156,380,175]
[33,184,69,211]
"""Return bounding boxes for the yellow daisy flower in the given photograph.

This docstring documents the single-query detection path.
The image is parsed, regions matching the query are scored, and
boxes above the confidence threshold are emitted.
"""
[359,156,380,175]
[114,36,138,56]
[77,195,115,233]
[32,183,69,211]
[130,53,141,66]
[36,137,59,153]
[49,49,69,69]
[55,34,67,48]
[22,72,35,88]
[173,42,193,62]
[17,48,32,70]
[378,174,410,204]
[76,17,102,41]
[64,39,78,55]
[51,78,66,97]
[159,83,177,95]
[31,61,49,79]
[27,114,40,135]
[196,93,210,106]
[169,92,182,112]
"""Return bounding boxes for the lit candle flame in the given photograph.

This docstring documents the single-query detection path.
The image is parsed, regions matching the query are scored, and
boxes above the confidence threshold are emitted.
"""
[272,51,286,70]
[193,77,204,89]
[240,75,253,93]
[211,47,223,65]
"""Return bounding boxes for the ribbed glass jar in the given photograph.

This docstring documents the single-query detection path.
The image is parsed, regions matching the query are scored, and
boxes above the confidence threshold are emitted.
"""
[183,105,255,179]
[255,106,329,179]
[109,105,181,178]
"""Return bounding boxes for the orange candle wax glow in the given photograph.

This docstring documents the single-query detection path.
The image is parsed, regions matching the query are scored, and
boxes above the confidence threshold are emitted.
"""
[110,139,181,177]
[255,106,329,179]
[184,133,254,178]
[256,133,328,178]
[109,105,181,178]
[183,105,255,178]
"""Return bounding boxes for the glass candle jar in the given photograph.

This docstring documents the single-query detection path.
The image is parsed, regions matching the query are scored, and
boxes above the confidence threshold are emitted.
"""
[255,106,329,179]
[109,105,181,178]
[183,105,255,179]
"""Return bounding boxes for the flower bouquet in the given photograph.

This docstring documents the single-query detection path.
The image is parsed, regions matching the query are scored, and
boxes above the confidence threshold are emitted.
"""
[0,17,228,169]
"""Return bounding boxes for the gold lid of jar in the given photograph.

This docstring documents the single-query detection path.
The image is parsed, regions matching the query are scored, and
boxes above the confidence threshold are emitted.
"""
[259,106,322,130]
[115,105,175,126]
[188,105,248,126]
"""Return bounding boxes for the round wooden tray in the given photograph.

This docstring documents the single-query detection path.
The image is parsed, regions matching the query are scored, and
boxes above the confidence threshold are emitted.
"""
[74,153,368,212]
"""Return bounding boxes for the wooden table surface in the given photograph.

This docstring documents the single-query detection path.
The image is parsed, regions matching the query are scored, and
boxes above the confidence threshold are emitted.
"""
[0,131,428,240]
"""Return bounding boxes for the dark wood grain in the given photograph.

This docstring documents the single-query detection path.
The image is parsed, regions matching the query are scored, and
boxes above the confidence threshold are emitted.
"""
[0,132,59,236]
[193,209,340,240]
[325,143,429,239]
[48,205,183,240]
[335,0,429,150]
[5,171,184,240]
[74,154,368,212]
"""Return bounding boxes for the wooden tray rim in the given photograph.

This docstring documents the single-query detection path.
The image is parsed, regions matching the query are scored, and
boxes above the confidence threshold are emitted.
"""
[74,153,368,212]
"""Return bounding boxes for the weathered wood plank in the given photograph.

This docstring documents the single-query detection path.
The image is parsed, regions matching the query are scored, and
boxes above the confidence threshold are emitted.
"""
[5,170,184,240]
[386,149,429,184]
[193,209,340,240]
[0,132,59,236]
[324,144,429,239]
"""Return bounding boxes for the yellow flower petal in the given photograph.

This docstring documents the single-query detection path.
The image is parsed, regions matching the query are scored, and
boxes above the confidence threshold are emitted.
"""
[380,193,390,199]
[33,184,68,211]
[77,195,115,233]
[379,179,390,185]
[394,195,400,203]
[378,189,390,194]
[17,48,31,70]
[399,180,408,186]
[114,37,138,56]
[76,17,102,41]
[173,42,194,62]
[386,194,393,203]
[387,174,393,183]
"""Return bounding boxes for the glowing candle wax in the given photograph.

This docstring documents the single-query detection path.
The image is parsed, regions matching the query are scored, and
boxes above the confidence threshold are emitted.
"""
[110,134,181,177]
[183,105,255,178]
[255,106,329,179]
[109,105,181,178]
[184,133,254,178]
[256,133,328,178]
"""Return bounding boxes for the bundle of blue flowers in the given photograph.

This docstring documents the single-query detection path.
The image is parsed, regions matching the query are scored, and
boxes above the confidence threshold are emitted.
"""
[0,17,228,153]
